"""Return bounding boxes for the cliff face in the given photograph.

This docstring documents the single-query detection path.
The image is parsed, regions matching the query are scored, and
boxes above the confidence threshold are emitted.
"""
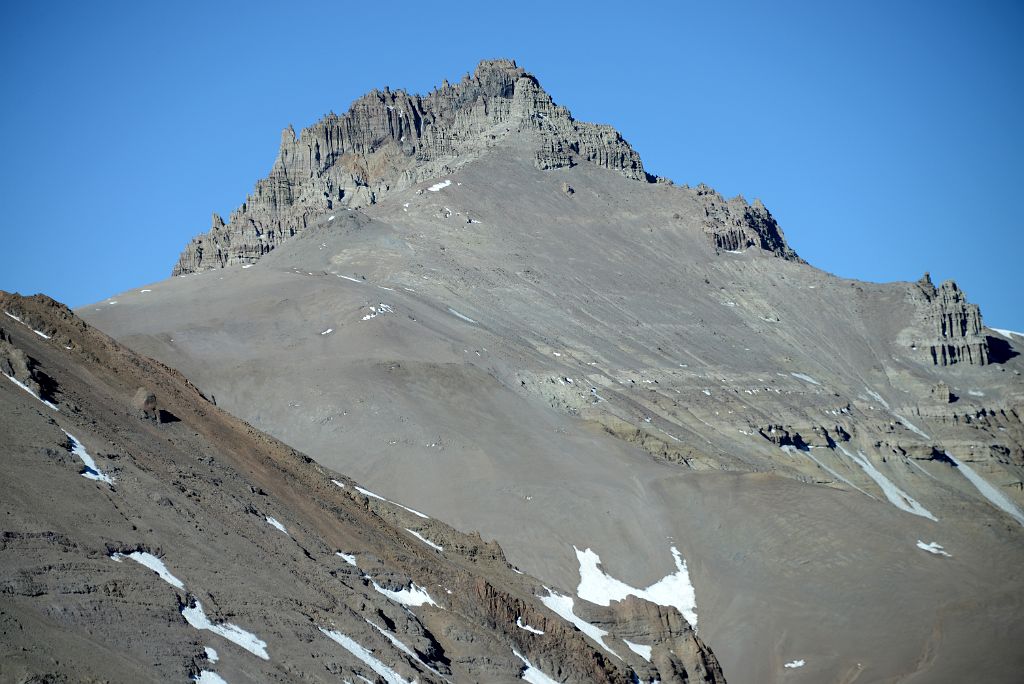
[172,59,648,275]
[694,185,801,260]
[905,273,990,366]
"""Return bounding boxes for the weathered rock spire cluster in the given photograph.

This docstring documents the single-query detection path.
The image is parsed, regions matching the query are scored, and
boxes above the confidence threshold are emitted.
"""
[173,59,647,274]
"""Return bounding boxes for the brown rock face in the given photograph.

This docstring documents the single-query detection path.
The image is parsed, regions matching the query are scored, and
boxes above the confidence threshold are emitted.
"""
[908,273,989,366]
[172,59,648,275]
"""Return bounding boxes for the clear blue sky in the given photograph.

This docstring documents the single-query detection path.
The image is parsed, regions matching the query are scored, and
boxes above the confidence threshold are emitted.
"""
[2,1,1021,329]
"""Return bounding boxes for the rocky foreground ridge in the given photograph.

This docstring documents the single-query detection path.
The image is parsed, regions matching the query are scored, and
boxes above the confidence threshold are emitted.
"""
[173,59,797,274]
[0,292,724,684]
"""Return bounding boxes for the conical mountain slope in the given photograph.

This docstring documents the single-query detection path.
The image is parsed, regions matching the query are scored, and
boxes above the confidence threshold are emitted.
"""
[82,60,1024,683]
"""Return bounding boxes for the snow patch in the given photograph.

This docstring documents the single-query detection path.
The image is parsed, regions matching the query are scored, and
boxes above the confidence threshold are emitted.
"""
[405,528,443,552]
[63,430,113,484]
[337,552,358,566]
[784,659,805,669]
[513,649,560,684]
[4,373,59,410]
[319,628,413,684]
[623,639,652,662]
[865,389,890,410]
[894,414,930,439]
[321,328,333,335]
[354,485,429,518]
[447,307,476,324]
[836,445,936,520]
[338,275,362,283]
[193,672,228,684]
[205,646,219,662]
[371,580,439,608]
[539,589,619,659]
[427,179,451,192]
[916,541,951,557]
[516,616,544,635]
[182,601,269,660]
[946,451,1024,525]
[109,551,184,589]
[574,545,697,629]
[991,328,1022,339]
[361,303,393,321]
[790,372,820,385]
[265,516,288,535]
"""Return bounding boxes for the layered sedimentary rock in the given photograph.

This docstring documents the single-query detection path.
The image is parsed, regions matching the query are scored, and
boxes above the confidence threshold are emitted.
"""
[695,185,800,260]
[0,292,725,683]
[905,273,990,366]
[173,59,647,274]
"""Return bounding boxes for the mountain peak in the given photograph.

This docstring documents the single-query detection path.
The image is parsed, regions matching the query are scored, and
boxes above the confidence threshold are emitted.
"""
[172,58,653,274]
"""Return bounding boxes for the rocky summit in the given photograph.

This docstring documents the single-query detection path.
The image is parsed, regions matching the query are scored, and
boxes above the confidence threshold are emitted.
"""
[4,59,1024,683]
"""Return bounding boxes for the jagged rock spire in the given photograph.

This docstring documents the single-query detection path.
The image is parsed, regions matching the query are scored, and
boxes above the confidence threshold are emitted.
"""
[173,59,648,275]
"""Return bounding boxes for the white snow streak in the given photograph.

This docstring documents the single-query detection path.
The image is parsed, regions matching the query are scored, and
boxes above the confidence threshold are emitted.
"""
[109,551,184,589]
[804,449,873,497]
[513,649,560,684]
[321,328,333,335]
[366,619,417,660]
[182,601,269,660]
[623,639,652,662]
[405,528,443,552]
[574,545,698,629]
[946,451,1024,525]
[337,551,358,566]
[427,179,451,192]
[319,628,413,684]
[784,659,805,669]
[894,414,930,439]
[991,328,1022,339]
[371,580,439,607]
[916,541,951,557]
[539,589,619,659]
[193,672,228,684]
[63,430,113,484]
[790,372,820,385]
[265,516,288,535]
[339,275,363,283]
[447,307,476,324]
[836,445,936,520]
[865,389,890,410]
[4,373,59,410]
[355,485,429,518]
[516,616,544,635]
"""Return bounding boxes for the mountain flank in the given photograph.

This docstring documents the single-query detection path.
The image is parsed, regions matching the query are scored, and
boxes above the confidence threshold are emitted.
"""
[0,292,723,683]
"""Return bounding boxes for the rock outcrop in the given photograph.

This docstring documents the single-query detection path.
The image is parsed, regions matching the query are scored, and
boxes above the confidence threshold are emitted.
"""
[696,185,800,260]
[905,273,990,366]
[173,59,648,274]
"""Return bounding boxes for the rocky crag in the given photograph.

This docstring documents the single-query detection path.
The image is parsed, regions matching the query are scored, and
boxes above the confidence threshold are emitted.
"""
[899,273,991,366]
[0,292,724,684]
[173,59,798,274]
